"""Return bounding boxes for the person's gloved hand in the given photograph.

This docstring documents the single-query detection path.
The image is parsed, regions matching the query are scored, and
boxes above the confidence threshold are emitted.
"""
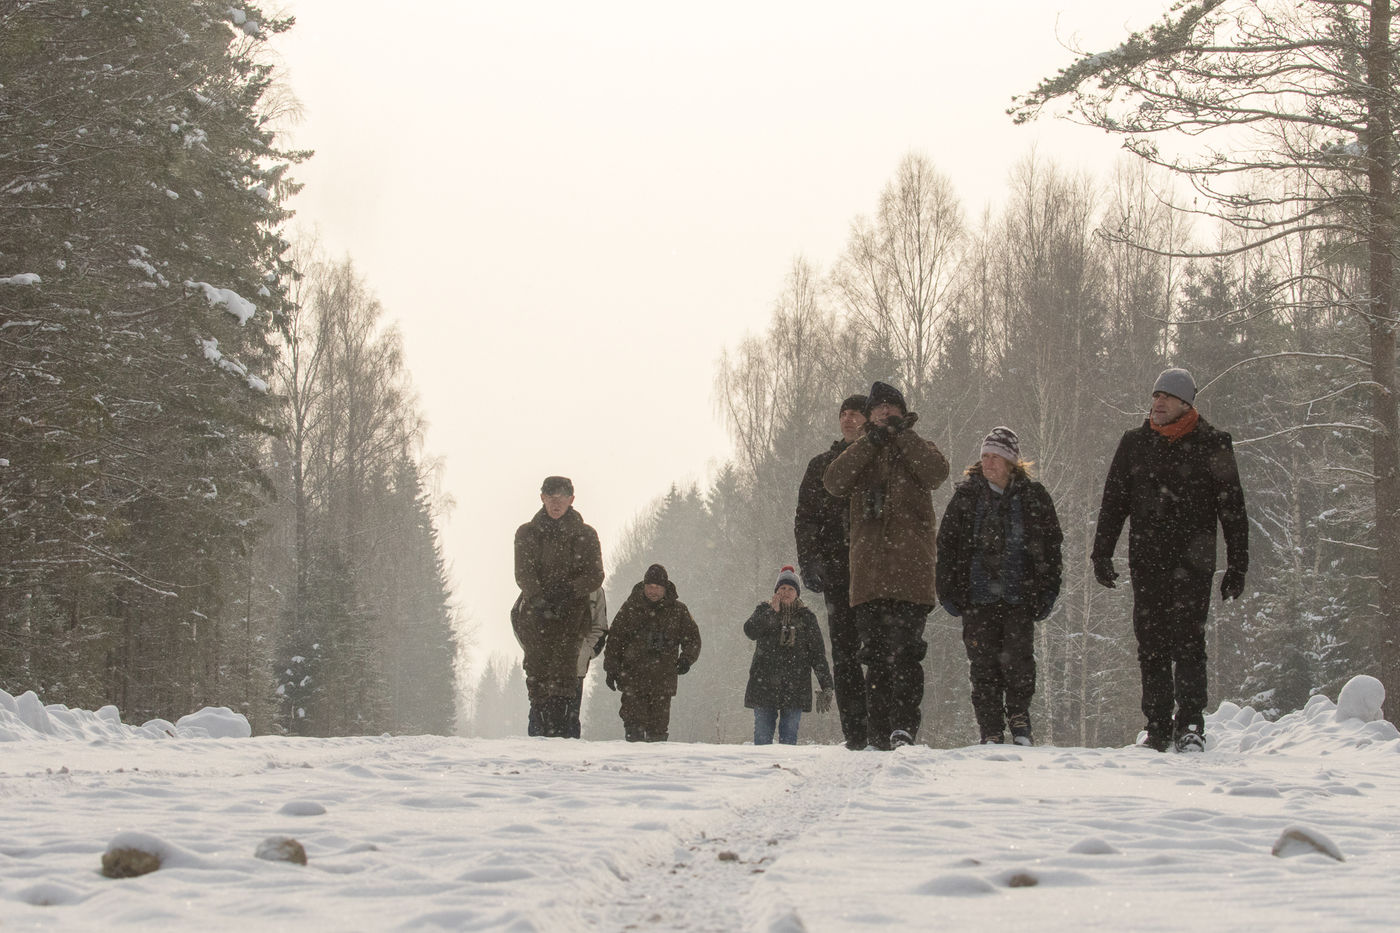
[1031,595,1054,622]
[866,424,891,448]
[1092,557,1118,589]
[801,561,825,594]
[940,600,962,618]
[815,688,834,714]
[605,672,619,691]
[1220,566,1246,601]
[883,414,908,434]
[592,631,608,656]
[675,659,691,676]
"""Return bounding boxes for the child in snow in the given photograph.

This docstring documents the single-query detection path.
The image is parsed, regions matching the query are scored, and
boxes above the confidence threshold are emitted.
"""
[743,566,834,745]
[602,563,701,742]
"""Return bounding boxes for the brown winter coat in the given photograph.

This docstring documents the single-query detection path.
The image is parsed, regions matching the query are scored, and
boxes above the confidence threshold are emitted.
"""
[512,507,605,696]
[603,581,701,697]
[822,411,950,608]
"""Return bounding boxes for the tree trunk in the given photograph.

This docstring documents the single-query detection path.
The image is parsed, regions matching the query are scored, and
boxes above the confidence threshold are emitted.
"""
[1365,0,1400,721]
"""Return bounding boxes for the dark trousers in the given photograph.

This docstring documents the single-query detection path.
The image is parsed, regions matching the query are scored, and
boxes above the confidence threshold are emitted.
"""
[961,602,1036,740]
[619,692,672,742]
[855,599,929,747]
[1132,572,1211,736]
[528,677,585,738]
[825,586,868,748]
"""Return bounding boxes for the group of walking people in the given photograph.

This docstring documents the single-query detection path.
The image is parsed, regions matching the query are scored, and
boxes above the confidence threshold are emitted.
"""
[513,366,1249,753]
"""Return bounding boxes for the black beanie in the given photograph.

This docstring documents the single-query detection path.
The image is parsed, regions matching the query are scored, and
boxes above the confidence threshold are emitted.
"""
[865,381,907,415]
[840,394,868,415]
[643,563,669,586]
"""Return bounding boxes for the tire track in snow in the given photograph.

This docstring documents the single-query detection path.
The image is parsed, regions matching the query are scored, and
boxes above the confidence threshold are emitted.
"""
[598,749,883,932]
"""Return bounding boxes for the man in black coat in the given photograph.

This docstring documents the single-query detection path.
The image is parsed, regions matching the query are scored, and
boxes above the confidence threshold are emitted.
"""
[794,394,867,749]
[1092,368,1249,753]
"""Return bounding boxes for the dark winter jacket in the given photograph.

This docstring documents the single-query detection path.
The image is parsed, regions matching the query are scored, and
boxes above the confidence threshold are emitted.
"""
[603,581,701,697]
[512,507,605,691]
[1092,416,1249,584]
[794,439,854,594]
[936,469,1063,620]
[823,412,950,608]
[742,601,833,712]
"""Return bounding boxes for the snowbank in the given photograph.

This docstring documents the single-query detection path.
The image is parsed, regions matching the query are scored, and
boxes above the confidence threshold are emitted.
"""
[0,689,250,742]
[1205,675,1398,754]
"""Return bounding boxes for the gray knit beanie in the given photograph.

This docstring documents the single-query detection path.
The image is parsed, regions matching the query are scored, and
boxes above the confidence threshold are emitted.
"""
[1152,368,1196,405]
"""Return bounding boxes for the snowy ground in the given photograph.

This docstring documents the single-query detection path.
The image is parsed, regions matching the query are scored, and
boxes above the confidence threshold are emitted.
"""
[2,681,1398,932]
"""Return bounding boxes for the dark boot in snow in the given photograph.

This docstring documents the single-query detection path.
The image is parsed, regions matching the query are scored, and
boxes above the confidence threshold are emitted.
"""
[1008,712,1033,747]
[890,729,915,748]
[979,733,1005,745]
[1139,727,1172,752]
[1175,724,1204,753]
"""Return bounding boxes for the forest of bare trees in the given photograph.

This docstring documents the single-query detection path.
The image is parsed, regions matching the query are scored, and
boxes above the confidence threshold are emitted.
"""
[0,2,460,733]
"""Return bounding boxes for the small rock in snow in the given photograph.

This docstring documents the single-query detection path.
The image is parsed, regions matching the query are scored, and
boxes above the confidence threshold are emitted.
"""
[255,836,307,865]
[1272,825,1345,861]
[279,799,326,816]
[102,846,161,878]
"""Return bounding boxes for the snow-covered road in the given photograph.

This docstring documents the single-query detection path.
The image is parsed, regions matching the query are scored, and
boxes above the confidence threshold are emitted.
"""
[2,688,1397,931]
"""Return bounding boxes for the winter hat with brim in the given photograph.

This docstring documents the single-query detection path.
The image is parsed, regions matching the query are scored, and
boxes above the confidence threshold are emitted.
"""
[644,563,669,586]
[981,426,1020,463]
[865,381,907,415]
[775,565,801,595]
[840,394,868,415]
[1152,368,1196,405]
[540,475,574,496]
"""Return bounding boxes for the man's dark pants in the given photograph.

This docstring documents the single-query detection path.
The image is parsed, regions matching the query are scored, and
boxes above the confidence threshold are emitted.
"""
[1132,568,1211,737]
[856,598,930,747]
[961,601,1036,740]
[825,585,868,748]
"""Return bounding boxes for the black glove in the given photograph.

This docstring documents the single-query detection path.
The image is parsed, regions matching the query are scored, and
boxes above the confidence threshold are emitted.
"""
[866,424,891,448]
[1220,566,1245,601]
[675,659,691,676]
[605,672,618,691]
[801,561,825,594]
[592,631,608,656]
[1093,557,1118,589]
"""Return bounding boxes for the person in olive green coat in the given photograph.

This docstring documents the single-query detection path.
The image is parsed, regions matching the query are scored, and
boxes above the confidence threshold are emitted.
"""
[512,475,605,738]
[603,564,701,742]
[823,381,950,749]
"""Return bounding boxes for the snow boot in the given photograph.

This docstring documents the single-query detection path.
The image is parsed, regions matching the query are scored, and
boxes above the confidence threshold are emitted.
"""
[979,733,1005,745]
[889,729,915,748]
[1175,724,1204,753]
[1139,731,1171,752]
[1008,712,1033,747]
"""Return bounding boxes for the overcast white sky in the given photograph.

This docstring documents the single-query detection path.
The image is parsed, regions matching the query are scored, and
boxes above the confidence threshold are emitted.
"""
[270,1,1169,681]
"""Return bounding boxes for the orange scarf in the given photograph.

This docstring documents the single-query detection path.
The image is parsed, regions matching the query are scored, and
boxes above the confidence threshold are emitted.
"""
[1150,406,1199,443]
